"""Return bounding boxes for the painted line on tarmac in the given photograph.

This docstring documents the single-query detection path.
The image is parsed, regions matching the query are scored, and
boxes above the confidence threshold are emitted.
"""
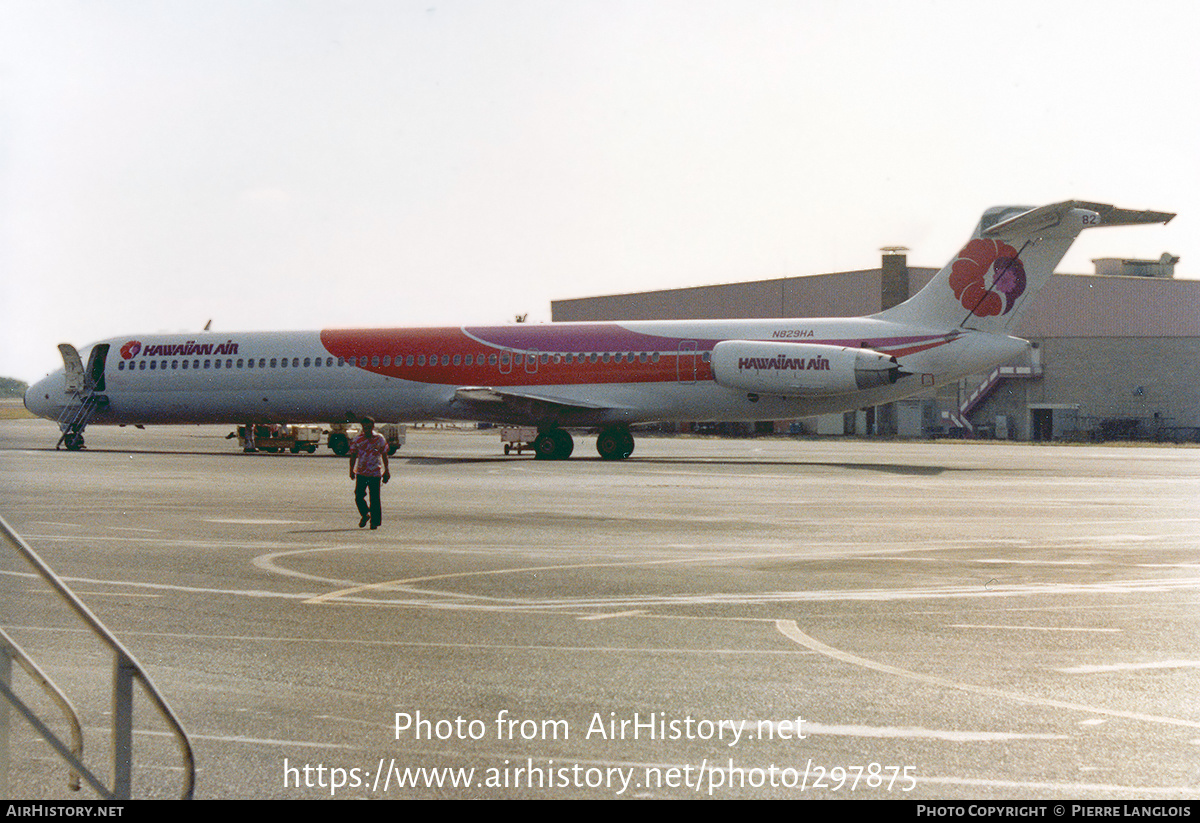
[136,727,355,750]
[775,619,1200,730]
[6,625,806,657]
[302,554,765,606]
[207,518,319,525]
[0,568,316,600]
[579,610,648,621]
[308,573,1200,610]
[797,722,1064,742]
[946,624,1121,633]
[252,547,363,587]
[1059,659,1200,674]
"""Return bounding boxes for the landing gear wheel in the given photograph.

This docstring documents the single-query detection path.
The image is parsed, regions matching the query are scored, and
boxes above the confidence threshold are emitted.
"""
[533,428,574,460]
[328,432,350,456]
[596,428,634,460]
[62,431,85,451]
[553,428,574,459]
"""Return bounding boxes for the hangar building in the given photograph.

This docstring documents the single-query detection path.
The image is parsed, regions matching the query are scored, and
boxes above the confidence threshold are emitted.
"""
[551,252,1200,441]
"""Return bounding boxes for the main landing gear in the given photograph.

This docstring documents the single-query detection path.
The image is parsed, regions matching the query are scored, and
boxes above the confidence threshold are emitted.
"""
[532,427,574,460]
[595,426,634,461]
[530,426,635,460]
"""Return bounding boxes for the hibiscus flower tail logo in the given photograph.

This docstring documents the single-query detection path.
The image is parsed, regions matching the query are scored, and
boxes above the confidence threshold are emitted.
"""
[120,340,142,360]
[947,239,1027,317]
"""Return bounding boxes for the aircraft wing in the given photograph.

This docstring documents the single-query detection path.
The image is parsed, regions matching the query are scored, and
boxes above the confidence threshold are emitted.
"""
[452,386,626,426]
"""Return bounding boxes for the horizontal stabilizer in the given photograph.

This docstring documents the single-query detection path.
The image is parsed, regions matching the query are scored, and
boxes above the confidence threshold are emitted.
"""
[984,201,1174,238]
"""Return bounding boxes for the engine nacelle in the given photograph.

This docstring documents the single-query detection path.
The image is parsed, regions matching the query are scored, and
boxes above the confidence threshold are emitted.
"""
[711,341,904,397]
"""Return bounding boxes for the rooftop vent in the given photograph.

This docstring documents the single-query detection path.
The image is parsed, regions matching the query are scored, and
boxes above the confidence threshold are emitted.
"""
[1092,252,1179,278]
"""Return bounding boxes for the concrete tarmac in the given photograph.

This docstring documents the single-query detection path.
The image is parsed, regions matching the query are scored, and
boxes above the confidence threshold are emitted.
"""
[1,419,1198,799]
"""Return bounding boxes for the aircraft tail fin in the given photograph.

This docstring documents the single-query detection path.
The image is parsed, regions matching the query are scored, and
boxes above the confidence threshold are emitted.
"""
[874,201,1175,333]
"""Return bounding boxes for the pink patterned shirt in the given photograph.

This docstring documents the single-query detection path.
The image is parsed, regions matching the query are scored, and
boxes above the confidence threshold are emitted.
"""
[349,432,388,477]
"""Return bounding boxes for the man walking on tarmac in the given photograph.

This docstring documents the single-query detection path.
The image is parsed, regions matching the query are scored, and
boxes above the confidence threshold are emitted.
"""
[348,416,390,530]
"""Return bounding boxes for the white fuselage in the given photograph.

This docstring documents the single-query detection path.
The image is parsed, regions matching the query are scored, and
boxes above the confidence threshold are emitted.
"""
[24,317,1028,428]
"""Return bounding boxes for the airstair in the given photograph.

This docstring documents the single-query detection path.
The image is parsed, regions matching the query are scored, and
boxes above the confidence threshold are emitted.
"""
[56,391,109,450]
[53,343,110,450]
[942,362,1043,435]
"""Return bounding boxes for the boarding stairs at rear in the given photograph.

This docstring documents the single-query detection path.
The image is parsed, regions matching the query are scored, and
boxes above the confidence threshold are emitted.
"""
[942,363,1042,435]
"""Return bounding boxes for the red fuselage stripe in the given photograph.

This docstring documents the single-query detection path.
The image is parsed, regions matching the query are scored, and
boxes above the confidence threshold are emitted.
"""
[317,327,954,387]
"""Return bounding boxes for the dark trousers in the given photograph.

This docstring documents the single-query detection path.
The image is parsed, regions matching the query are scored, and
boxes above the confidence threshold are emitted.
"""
[355,475,382,528]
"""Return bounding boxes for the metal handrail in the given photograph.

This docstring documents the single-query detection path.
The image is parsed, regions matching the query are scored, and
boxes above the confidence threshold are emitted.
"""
[0,628,105,795]
[0,515,195,799]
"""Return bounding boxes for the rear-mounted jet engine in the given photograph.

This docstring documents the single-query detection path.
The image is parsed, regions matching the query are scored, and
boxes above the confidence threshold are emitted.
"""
[710,341,906,397]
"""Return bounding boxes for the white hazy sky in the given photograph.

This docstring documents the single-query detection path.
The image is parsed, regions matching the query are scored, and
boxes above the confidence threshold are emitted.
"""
[2,0,1196,384]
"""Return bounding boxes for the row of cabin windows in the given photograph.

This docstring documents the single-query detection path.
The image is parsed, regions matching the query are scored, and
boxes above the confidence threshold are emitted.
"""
[116,350,710,373]
[339,352,668,367]
[118,356,344,371]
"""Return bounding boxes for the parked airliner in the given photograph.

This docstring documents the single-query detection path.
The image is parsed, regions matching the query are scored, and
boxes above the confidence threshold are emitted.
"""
[24,201,1173,459]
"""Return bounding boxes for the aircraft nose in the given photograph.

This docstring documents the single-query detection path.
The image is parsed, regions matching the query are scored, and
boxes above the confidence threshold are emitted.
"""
[24,374,59,420]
